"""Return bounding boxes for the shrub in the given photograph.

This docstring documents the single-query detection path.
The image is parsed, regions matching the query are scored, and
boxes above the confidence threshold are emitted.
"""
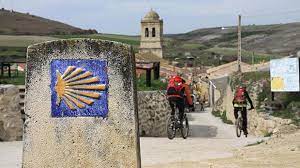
[212,110,233,125]
[272,109,300,126]
[136,74,168,91]
[221,111,234,125]
[212,110,221,117]
[246,140,265,146]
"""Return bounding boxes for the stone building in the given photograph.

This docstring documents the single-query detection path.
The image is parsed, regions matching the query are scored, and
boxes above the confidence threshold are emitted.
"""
[139,9,164,58]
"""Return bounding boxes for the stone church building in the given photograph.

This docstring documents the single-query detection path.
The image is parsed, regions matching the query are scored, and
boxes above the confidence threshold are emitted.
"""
[139,9,164,58]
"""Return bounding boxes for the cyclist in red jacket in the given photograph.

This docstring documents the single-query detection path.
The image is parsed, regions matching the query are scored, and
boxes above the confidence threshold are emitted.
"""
[166,75,194,122]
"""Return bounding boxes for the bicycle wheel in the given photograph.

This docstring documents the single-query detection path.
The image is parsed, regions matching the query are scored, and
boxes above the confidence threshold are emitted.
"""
[236,117,242,137]
[181,115,189,139]
[167,115,176,139]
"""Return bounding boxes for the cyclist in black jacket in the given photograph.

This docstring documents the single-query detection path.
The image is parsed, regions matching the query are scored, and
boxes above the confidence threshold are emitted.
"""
[232,86,254,136]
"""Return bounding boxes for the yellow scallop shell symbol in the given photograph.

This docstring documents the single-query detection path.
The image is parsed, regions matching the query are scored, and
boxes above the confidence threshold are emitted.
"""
[55,66,106,110]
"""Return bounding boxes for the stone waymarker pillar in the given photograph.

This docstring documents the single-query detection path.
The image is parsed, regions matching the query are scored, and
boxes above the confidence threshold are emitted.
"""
[23,39,141,168]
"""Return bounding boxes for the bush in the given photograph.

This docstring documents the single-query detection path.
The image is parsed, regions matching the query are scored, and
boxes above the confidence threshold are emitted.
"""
[272,109,300,126]
[282,93,300,106]
[246,140,265,146]
[0,72,25,85]
[212,110,233,125]
[136,74,168,91]
[212,110,221,117]
[263,131,273,137]
[221,111,234,125]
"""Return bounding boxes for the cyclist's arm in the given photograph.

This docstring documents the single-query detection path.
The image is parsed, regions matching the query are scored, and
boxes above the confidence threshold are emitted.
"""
[245,91,254,108]
[183,84,193,105]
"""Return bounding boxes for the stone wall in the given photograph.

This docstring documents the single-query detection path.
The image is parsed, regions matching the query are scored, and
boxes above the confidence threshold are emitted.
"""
[0,85,22,141]
[137,91,170,137]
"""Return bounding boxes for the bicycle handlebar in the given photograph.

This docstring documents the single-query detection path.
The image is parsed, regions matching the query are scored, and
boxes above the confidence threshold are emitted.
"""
[248,107,255,111]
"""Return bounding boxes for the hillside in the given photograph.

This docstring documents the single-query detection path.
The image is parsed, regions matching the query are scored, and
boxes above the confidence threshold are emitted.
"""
[170,22,300,56]
[1,8,300,67]
[0,8,96,35]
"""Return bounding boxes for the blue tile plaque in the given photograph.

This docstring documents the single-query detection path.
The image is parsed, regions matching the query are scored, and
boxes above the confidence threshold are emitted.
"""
[50,59,108,117]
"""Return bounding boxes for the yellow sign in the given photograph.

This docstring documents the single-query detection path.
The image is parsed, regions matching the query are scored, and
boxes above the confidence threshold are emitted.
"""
[271,77,284,91]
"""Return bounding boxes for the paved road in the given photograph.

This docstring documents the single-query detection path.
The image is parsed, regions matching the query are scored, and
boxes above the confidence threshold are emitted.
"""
[140,108,266,167]
[0,108,265,168]
[0,141,22,168]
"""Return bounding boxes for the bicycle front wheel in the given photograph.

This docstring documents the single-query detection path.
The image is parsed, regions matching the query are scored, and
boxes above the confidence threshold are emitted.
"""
[181,115,189,139]
[167,115,176,140]
[236,118,242,137]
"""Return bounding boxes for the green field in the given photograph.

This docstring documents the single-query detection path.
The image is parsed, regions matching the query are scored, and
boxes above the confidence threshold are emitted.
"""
[0,35,58,47]
[0,34,280,67]
[205,47,280,64]
[0,46,26,57]
[0,35,59,60]
[164,39,281,66]
[0,34,141,61]
[136,74,167,91]
[0,72,25,85]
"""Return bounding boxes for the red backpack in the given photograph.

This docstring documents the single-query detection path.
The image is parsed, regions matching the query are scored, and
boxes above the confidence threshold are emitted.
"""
[234,87,246,103]
[167,76,184,96]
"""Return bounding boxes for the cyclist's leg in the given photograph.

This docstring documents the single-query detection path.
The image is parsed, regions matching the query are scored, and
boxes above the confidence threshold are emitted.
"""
[233,107,239,119]
[168,97,176,116]
[176,98,185,122]
[242,107,248,133]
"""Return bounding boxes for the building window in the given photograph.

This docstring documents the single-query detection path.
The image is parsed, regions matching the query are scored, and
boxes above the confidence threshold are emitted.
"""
[152,28,156,37]
[145,28,149,37]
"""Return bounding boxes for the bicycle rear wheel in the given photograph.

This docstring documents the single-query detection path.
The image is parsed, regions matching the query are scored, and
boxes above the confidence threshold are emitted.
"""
[181,115,189,139]
[167,115,176,139]
[236,117,242,137]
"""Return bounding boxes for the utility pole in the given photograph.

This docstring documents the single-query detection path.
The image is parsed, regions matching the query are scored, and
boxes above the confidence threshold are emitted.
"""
[252,51,255,70]
[237,14,242,72]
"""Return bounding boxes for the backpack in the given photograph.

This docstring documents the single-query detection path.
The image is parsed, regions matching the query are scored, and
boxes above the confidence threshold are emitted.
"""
[234,87,246,104]
[167,76,184,96]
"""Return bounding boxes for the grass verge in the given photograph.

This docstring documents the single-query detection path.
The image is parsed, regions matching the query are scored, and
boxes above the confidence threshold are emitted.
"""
[246,140,265,147]
[212,110,234,125]
[137,74,167,91]
[0,72,25,85]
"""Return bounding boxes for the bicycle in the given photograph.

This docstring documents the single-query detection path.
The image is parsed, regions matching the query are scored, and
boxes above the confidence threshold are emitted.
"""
[166,102,189,139]
[235,109,244,137]
[235,108,253,138]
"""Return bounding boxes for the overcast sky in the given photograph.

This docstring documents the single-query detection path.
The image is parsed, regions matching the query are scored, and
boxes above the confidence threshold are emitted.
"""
[2,0,300,35]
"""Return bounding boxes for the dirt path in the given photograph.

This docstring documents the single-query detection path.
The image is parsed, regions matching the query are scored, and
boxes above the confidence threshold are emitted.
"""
[207,130,300,168]
[2,108,298,168]
[140,108,267,168]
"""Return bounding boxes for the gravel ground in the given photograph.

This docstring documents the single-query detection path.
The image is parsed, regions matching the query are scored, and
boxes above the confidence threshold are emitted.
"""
[141,108,266,168]
[0,108,268,168]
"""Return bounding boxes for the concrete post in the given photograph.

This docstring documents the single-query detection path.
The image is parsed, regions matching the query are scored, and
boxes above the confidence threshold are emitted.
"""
[23,39,141,168]
[209,80,216,107]
[1,63,3,76]
[153,62,160,80]
[209,83,213,107]
[146,69,151,87]
[8,63,11,77]
[237,14,242,72]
